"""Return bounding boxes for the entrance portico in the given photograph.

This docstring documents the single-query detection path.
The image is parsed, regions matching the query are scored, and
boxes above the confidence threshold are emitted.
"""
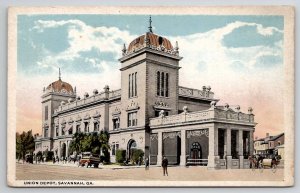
[149,104,256,169]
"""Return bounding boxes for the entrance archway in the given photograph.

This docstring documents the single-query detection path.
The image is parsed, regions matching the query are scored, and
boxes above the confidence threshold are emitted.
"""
[61,143,66,159]
[190,142,202,160]
[127,139,137,160]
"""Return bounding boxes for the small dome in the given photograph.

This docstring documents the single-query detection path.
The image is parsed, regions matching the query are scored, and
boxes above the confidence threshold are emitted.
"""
[127,32,173,54]
[46,79,74,94]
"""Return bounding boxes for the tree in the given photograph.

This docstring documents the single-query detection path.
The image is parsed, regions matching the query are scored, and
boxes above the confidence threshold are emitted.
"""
[116,149,126,163]
[16,130,35,162]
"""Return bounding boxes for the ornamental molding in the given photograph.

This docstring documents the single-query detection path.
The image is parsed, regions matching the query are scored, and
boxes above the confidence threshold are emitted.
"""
[75,115,82,122]
[68,117,73,123]
[83,113,91,121]
[92,111,101,118]
[112,107,121,116]
[187,129,209,139]
[153,101,171,110]
[163,132,181,140]
[150,134,158,141]
[126,100,140,111]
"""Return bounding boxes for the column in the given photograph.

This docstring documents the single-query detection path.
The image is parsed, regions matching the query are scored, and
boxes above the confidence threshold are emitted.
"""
[58,141,61,158]
[208,125,219,169]
[238,130,244,169]
[249,130,254,156]
[226,128,232,169]
[66,140,69,157]
[157,131,163,166]
[180,130,186,166]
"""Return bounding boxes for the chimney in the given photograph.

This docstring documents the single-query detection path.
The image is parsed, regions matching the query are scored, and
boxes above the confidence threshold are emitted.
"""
[266,133,269,138]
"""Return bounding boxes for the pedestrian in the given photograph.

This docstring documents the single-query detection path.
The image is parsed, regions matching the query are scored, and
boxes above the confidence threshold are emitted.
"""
[162,156,168,176]
[52,156,55,164]
[145,157,149,170]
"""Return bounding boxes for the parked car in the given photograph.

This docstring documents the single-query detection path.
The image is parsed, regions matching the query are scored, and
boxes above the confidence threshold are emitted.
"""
[78,152,100,168]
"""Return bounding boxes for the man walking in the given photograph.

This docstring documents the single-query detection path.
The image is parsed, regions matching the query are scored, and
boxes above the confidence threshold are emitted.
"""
[162,156,168,176]
[145,157,149,170]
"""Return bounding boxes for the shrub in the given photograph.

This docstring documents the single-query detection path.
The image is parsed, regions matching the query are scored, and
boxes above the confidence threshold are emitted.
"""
[131,149,144,165]
[116,149,126,163]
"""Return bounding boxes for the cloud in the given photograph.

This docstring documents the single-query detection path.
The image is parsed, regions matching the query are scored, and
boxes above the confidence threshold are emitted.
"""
[18,19,284,138]
[31,19,136,73]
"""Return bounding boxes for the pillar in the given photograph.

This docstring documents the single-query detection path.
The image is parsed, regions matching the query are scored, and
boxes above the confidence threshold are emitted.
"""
[238,130,244,169]
[58,141,61,158]
[157,131,163,166]
[66,141,69,157]
[249,130,254,156]
[180,130,186,166]
[226,128,232,169]
[208,126,219,169]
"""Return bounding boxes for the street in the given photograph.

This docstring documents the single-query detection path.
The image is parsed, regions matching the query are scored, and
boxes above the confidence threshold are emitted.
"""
[16,163,284,181]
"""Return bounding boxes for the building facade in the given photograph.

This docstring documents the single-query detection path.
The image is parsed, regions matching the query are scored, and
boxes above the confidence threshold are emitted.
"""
[254,132,284,158]
[35,19,257,169]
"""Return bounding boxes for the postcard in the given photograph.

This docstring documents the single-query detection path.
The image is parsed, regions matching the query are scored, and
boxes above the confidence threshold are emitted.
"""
[7,6,294,187]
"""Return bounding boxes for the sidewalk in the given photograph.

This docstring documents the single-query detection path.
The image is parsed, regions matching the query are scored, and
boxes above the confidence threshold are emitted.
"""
[17,161,154,170]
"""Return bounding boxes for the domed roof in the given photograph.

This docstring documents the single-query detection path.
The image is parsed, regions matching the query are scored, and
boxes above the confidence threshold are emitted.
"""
[46,78,74,94]
[127,32,173,54]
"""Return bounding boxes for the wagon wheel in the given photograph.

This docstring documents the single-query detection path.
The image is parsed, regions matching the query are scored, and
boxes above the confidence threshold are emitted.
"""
[271,164,277,173]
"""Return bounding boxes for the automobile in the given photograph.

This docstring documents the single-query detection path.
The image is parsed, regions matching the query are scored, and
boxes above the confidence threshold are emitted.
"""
[78,152,100,168]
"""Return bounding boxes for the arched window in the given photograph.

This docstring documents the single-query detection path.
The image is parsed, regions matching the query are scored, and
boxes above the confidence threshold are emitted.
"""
[134,72,137,97]
[157,71,160,96]
[166,73,169,97]
[128,74,131,98]
[131,73,134,97]
[161,72,164,96]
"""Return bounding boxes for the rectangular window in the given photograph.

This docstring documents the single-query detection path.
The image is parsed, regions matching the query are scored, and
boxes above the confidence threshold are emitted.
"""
[116,143,119,150]
[155,110,160,117]
[44,127,49,137]
[84,122,89,133]
[113,118,120,129]
[45,106,48,120]
[112,143,116,156]
[131,73,134,97]
[95,122,100,132]
[128,112,137,127]
[76,124,80,133]
[56,127,59,137]
[68,125,73,135]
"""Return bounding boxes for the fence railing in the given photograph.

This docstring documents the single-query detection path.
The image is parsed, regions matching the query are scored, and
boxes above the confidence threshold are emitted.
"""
[186,158,208,166]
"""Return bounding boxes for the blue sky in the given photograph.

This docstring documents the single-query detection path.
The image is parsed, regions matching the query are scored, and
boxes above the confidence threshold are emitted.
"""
[17,14,283,75]
[17,14,284,137]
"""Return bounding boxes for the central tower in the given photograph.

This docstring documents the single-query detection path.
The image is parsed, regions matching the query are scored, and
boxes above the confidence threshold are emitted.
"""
[118,17,183,132]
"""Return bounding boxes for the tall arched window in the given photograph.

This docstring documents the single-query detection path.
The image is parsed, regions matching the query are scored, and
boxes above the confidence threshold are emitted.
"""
[157,71,160,96]
[128,74,131,98]
[161,72,164,96]
[131,73,134,97]
[134,72,137,97]
[166,73,169,97]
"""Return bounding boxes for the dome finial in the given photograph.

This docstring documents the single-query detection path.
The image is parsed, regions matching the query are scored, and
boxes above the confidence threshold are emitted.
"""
[59,67,61,80]
[148,15,153,33]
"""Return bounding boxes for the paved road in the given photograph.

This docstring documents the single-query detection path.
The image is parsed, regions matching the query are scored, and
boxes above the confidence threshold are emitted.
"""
[16,163,284,181]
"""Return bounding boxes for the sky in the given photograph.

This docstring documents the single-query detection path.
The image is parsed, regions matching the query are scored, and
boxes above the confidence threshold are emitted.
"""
[17,14,284,138]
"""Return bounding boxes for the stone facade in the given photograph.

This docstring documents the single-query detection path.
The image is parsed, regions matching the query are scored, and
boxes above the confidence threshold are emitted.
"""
[35,21,256,169]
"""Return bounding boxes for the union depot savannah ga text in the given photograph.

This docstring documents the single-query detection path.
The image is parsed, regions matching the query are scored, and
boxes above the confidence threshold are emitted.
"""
[34,17,256,169]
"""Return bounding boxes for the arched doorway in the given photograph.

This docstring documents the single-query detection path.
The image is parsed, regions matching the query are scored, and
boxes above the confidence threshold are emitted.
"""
[190,142,202,160]
[127,139,137,160]
[61,143,66,159]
